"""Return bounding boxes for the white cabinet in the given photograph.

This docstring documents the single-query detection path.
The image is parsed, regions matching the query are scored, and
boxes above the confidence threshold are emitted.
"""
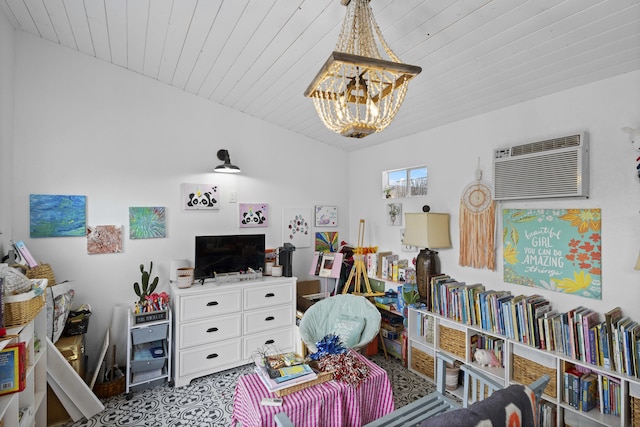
[125,309,172,398]
[407,307,640,427]
[0,305,46,427]
[170,276,296,388]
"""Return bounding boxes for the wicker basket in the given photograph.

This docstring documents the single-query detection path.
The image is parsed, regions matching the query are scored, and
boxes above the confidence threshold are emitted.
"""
[410,346,434,379]
[93,376,125,398]
[632,396,640,426]
[439,325,466,359]
[512,353,557,398]
[4,279,47,328]
[24,263,56,286]
[274,370,333,397]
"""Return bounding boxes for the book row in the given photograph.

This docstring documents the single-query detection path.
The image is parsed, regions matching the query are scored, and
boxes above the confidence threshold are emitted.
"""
[564,364,623,416]
[424,274,639,378]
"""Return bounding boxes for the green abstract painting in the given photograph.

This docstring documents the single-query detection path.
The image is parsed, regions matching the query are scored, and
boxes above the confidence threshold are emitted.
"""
[129,207,166,239]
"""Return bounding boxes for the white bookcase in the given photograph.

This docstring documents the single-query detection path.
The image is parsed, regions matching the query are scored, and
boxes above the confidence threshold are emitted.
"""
[407,307,640,426]
[0,305,47,427]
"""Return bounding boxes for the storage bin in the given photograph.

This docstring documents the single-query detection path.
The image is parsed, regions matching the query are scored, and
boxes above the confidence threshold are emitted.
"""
[512,353,556,398]
[131,323,168,345]
[439,324,466,359]
[4,279,47,327]
[632,396,640,427]
[63,312,91,336]
[93,376,125,398]
[130,357,166,373]
[410,346,434,379]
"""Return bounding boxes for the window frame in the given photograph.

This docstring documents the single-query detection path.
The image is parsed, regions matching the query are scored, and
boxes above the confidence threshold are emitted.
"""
[382,165,428,199]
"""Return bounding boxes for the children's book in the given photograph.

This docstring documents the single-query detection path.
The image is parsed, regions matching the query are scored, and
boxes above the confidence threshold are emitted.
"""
[13,240,38,268]
[0,342,26,395]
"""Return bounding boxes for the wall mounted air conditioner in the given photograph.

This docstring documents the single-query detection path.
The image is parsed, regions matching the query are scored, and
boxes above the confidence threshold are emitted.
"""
[493,132,589,201]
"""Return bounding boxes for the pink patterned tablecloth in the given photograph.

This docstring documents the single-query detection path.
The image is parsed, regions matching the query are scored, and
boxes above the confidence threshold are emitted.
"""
[232,351,395,427]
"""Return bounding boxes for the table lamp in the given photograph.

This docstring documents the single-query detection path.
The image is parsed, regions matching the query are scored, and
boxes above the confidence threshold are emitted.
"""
[402,210,452,302]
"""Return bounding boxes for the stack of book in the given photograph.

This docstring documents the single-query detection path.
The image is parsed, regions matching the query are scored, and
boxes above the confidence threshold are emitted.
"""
[254,353,318,393]
[563,366,598,412]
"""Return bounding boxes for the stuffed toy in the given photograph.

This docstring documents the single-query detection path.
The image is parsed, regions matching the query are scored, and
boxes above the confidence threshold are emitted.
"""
[474,349,501,367]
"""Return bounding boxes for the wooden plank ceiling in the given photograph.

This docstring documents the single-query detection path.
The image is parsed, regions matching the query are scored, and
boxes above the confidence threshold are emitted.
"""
[2,0,639,151]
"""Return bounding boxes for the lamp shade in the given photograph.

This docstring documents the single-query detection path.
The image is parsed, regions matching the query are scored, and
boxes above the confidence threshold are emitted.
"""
[403,213,452,249]
[635,252,640,270]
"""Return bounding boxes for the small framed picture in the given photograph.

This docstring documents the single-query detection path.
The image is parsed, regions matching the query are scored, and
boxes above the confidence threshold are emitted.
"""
[315,205,338,227]
[387,203,402,226]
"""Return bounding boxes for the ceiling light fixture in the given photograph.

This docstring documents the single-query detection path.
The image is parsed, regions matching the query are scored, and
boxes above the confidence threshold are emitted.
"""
[304,0,422,139]
[214,149,241,174]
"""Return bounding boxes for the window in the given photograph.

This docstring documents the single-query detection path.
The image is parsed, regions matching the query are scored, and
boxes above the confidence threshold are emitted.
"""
[382,166,428,198]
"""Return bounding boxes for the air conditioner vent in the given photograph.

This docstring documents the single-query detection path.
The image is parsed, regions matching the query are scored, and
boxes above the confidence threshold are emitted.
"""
[510,134,581,157]
[493,133,588,200]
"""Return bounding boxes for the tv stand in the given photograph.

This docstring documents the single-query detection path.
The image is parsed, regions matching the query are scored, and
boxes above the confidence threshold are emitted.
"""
[169,276,296,387]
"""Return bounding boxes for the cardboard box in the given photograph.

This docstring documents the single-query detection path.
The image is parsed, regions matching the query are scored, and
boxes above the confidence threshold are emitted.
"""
[48,335,86,426]
[296,280,323,313]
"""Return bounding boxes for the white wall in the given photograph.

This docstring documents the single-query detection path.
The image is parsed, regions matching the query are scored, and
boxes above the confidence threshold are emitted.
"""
[0,12,14,254]
[348,70,640,322]
[12,33,350,363]
[8,27,640,375]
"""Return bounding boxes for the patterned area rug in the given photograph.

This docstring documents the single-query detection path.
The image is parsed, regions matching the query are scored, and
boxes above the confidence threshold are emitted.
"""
[62,354,435,427]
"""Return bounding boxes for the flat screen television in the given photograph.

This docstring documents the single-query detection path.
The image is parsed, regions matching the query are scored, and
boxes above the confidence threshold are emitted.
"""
[194,234,265,281]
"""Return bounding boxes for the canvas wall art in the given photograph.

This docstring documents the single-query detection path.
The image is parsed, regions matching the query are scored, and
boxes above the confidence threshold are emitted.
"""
[503,208,602,300]
[387,203,402,226]
[30,194,87,237]
[182,183,219,210]
[87,225,123,254]
[315,205,338,227]
[239,203,269,228]
[283,208,311,248]
[315,232,338,252]
[129,207,166,239]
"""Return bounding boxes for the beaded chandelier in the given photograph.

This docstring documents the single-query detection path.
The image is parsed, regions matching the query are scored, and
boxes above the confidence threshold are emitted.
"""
[304,0,422,139]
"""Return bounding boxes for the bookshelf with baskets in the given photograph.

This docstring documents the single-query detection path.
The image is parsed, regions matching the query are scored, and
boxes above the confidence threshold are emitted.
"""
[407,298,640,427]
[0,283,47,427]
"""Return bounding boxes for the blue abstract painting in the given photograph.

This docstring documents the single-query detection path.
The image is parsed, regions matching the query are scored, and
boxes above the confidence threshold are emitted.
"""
[30,194,87,237]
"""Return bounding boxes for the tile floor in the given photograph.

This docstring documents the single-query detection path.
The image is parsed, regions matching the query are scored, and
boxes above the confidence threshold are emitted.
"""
[62,353,435,427]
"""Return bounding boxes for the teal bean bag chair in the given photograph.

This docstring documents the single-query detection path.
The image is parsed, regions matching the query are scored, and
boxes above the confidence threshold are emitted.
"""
[299,294,382,353]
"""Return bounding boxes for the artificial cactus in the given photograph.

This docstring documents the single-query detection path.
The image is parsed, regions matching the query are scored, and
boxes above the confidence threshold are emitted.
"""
[133,261,159,304]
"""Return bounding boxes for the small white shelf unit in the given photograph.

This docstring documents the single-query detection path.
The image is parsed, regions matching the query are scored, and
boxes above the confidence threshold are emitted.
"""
[125,308,173,399]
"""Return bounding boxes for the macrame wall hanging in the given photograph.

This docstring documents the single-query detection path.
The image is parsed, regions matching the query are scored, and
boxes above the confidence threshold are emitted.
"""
[459,162,496,270]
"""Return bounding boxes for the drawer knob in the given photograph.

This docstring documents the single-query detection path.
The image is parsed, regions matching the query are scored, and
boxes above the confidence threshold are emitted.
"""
[265,316,275,321]
[265,339,275,345]
[207,301,219,306]
[265,293,275,298]
[206,327,219,333]
[206,353,219,359]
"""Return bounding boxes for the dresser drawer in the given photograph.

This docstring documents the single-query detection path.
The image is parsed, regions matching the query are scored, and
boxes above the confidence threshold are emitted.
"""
[243,327,294,360]
[179,289,242,321]
[244,305,294,335]
[179,339,242,377]
[131,323,168,345]
[244,282,293,310]
[179,313,242,348]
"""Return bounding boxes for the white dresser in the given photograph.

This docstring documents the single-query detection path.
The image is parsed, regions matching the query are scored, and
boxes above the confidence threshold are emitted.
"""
[169,276,296,388]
